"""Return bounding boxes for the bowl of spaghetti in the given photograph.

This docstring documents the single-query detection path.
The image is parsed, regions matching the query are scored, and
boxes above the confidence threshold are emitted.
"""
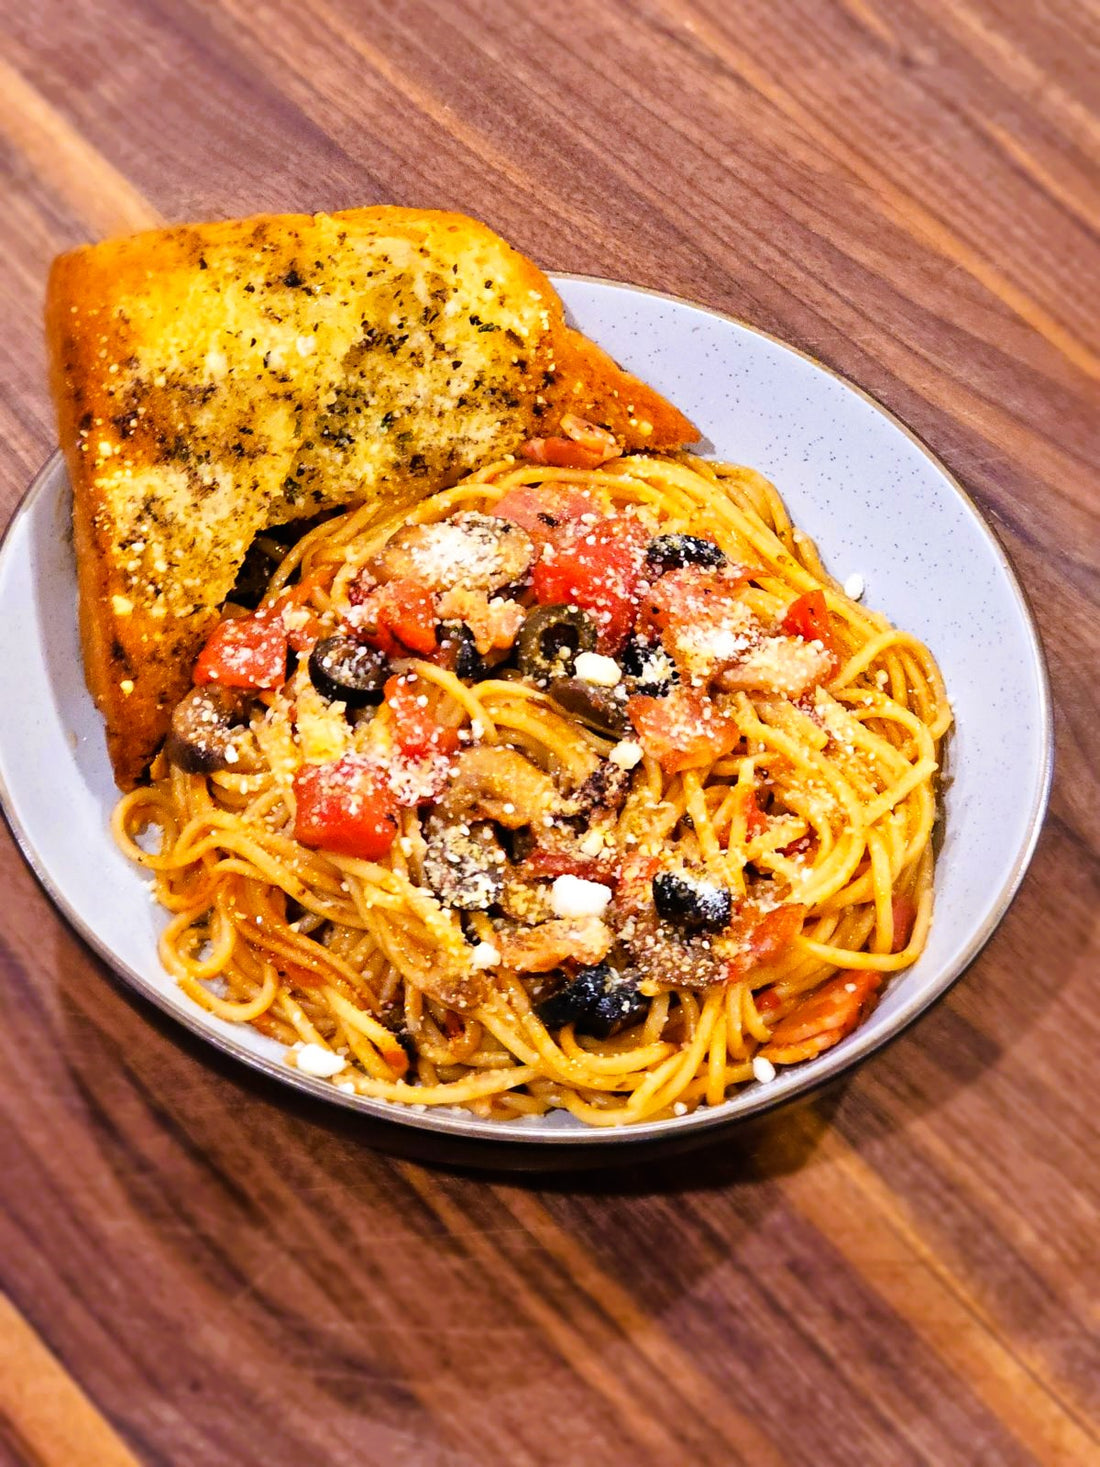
[0,278,1052,1146]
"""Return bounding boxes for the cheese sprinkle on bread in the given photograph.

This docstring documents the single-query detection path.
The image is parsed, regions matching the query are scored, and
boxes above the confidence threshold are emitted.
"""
[47,206,697,788]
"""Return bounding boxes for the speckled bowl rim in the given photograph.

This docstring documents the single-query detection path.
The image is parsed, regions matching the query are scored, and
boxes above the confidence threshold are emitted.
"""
[0,274,1053,1147]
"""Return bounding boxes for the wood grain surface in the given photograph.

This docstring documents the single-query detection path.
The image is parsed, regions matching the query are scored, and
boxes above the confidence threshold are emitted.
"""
[1,2,1097,1463]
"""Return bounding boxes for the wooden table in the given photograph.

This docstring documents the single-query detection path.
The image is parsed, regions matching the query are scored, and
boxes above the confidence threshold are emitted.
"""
[1,3,1097,1463]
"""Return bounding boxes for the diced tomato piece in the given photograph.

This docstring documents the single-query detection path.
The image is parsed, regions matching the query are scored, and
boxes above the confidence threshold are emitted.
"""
[891,893,918,953]
[519,437,606,469]
[193,613,288,689]
[522,847,614,884]
[382,675,462,758]
[760,968,881,1062]
[640,566,752,637]
[781,832,818,861]
[753,987,782,1016]
[613,852,661,916]
[531,515,649,651]
[271,572,332,652]
[627,685,739,774]
[638,565,756,681]
[494,483,597,545]
[782,590,837,664]
[350,576,438,657]
[727,902,807,978]
[735,785,769,839]
[293,756,400,860]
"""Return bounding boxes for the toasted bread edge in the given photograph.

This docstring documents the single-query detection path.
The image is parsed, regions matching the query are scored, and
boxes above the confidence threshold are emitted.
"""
[47,208,699,790]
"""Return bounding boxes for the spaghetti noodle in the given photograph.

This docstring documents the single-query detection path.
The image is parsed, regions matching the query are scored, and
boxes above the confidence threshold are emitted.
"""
[114,449,950,1126]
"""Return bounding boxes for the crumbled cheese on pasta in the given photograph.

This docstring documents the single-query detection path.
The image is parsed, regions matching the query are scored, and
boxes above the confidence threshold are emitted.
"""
[608,739,644,769]
[574,651,622,687]
[550,874,614,919]
[843,572,865,601]
[470,942,502,969]
[752,1055,777,1083]
[295,1044,347,1078]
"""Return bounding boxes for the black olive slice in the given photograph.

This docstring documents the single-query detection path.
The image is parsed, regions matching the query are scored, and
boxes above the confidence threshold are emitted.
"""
[645,534,728,576]
[548,677,629,736]
[620,635,676,696]
[516,605,598,681]
[436,622,488,681]
[586,982,650,1040]
[652,870,733,931]
[536,963,648,1039]
[308,636,388,707]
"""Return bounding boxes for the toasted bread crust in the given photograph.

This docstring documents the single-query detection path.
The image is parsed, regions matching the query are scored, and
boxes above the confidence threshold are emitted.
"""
[46,206,697,788]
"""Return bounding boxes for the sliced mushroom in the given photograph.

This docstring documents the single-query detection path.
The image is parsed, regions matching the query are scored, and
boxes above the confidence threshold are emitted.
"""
[549,677,629,736]
[617,912,731,991]
[369,513,535,594]
[164,685,256,775]
[437,745,558,828]
[422,815,506,911]
[498,870,555,925]
[563,758,632,821]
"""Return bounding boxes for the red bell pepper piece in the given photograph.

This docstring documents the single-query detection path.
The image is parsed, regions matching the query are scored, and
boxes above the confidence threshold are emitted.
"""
[626,685,740,774]
[193,613,288,689]
[293,756,400,861]
[782,590,837,663]
[350,576,438,658]
[382,675,462,759]
[530,515,648,651]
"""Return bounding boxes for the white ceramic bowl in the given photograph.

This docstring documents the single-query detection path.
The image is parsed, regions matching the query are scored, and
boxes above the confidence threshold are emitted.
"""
[0,277,1052,1147]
